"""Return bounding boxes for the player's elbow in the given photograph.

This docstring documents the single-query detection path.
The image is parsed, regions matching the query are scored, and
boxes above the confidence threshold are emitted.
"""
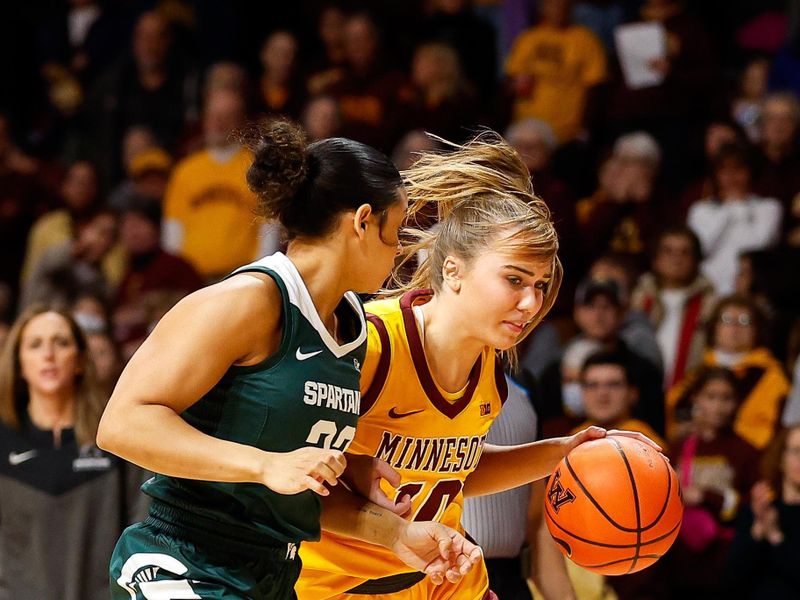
[96,403,126,454]
[95,415,115,452]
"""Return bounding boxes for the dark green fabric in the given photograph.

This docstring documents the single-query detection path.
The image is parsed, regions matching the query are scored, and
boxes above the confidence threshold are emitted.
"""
[110,520,301,599]
[142,265,365,544]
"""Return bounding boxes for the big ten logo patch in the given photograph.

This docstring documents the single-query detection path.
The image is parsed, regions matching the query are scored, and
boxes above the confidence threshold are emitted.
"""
[548,468,576,513]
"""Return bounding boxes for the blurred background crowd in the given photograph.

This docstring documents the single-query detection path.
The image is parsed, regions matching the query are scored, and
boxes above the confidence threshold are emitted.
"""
[1,0,800,598]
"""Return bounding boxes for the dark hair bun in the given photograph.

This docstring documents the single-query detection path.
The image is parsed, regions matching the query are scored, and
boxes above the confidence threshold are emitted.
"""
[239,118,308,222]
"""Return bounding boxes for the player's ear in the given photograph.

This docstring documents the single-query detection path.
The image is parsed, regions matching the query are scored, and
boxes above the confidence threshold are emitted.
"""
[353,203,373,240]
[442,255,463,293]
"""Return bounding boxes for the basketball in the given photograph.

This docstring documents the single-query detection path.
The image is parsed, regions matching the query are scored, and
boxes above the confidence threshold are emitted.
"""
[544,435,683,576]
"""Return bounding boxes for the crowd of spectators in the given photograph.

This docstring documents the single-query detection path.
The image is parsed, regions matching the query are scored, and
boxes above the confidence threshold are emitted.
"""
[2,0,800,598]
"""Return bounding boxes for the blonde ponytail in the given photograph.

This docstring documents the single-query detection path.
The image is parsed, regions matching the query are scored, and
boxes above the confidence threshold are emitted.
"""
[389,131,563,360]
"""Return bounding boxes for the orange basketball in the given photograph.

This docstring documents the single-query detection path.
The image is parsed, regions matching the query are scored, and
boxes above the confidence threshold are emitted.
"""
[544,435,683,576]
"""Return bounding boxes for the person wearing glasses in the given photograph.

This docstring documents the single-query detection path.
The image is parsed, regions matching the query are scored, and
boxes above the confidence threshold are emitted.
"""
[569,349,666,449]
[666,296,790,449]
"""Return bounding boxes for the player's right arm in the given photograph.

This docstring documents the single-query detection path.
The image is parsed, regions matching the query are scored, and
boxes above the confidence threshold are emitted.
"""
[96,273,344,496]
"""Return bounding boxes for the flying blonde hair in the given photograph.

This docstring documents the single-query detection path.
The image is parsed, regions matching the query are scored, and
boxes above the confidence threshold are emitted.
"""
[389,131,563,359]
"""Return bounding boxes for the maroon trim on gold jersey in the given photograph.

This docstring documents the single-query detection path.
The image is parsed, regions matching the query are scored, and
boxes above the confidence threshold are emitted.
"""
[361,314,392,416]
[400,289,481,419]
[494,355,508,404]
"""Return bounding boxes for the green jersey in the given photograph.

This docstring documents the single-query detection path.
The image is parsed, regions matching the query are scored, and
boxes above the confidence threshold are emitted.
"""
[142,252,366,546]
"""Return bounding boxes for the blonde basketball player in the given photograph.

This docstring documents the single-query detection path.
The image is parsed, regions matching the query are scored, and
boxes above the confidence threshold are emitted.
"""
[296,133,660,600]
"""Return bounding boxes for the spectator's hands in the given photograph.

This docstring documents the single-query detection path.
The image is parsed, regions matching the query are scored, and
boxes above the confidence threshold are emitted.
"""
[599,158,627,201]
[682,484,704,506]
[626,164,655,202]
[751,481,783,544]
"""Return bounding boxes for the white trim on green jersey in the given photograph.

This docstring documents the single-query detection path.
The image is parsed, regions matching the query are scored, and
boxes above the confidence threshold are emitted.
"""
[234,252,367,358]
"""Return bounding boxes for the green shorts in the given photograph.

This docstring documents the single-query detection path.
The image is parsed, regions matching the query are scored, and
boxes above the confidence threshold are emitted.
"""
[110,519,302,600]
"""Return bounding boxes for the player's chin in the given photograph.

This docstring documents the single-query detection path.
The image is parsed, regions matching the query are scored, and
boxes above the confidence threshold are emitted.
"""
[494,321,525,350]
[492,328,521,351]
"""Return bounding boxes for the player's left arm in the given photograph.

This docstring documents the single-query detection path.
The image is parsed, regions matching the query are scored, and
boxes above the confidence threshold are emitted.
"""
[463,427,661,497]
[320,485,482,585]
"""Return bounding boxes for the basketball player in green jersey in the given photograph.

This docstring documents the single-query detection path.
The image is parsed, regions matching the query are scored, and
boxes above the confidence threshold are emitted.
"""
[97,120,481,600]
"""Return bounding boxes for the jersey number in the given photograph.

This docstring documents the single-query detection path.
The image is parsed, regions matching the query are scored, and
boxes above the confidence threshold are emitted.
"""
[306,420,356,451]
[395,479,464,522]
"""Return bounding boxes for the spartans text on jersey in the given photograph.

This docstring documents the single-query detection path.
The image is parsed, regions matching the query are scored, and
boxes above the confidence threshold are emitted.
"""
[303,381,361,414]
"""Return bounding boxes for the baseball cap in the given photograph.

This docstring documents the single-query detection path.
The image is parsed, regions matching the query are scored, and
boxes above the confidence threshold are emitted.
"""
[128,148,172,179]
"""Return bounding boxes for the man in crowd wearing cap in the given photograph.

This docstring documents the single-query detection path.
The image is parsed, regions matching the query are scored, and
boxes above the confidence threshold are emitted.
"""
[113,194,202,359]
[537,277,665,437]
[109,147,173,212]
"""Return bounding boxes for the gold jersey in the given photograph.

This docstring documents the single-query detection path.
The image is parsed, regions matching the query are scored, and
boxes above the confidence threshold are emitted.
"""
[297,290,507,599]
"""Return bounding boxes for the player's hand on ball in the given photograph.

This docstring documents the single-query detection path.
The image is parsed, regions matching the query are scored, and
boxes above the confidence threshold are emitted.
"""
[565,426,663,456]
[260,447,346,496]
[390,522,483,585]
[564,425,607,454]
[606,429,663,453]
[566,425,669,460]
[342,455,413,517]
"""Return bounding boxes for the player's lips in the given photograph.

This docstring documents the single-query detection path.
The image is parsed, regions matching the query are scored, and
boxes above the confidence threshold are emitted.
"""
[502,321,525,335]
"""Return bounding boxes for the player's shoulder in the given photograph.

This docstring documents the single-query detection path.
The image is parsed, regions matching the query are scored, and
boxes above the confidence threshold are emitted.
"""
[364,296,408,350]
[364,295,401,318]
[176,271,282,333]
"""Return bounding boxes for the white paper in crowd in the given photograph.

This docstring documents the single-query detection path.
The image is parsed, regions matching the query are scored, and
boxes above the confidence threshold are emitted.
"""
[614,22,667,90]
